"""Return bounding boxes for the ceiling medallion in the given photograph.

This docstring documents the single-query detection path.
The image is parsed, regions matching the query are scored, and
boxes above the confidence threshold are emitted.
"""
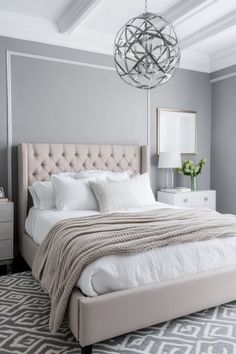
[114,0,181,90]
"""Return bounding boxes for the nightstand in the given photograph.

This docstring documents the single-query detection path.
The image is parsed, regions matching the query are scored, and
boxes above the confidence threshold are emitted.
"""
[0,201,14,266]
[157,190,216,210]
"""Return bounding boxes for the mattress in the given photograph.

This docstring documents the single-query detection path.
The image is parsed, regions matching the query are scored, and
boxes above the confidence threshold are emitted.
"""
[25,203,236,297]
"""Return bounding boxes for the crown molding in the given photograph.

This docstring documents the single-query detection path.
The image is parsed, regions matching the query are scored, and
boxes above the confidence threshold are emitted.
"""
[210,46,236,72]
[180,50,210,73]
[57,0,102,34]
[182,9,236,50]
[210,72,236,83]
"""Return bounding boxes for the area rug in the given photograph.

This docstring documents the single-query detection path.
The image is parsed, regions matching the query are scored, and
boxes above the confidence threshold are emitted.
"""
[1,272,236,354]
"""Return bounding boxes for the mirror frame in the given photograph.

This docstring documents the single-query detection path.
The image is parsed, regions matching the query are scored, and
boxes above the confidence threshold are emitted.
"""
[156,108,197,155]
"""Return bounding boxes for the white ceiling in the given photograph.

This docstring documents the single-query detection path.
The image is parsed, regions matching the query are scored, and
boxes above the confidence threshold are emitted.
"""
[0,0,72,21]
[0,0,235,73]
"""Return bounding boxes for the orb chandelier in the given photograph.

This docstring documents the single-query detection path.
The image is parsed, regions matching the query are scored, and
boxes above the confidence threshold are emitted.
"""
[114,0,181,90]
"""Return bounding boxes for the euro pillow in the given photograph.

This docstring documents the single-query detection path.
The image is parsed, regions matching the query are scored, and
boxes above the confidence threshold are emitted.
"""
[28,186,40,208]
[76,170,131,182]
[30,174,76,210]
[90,173,155,213]
[52,175,98,211]
[33,181,55,210]
[58,172,77,179]
[106,171,133,182]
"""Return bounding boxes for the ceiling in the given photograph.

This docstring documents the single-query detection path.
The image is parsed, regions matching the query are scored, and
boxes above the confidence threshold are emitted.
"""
[0,0,235,73]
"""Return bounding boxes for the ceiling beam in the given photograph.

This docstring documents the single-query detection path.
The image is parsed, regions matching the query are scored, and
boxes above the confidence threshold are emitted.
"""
[182,9,236,49]
[163,0,212,23]
[57,0,102,34]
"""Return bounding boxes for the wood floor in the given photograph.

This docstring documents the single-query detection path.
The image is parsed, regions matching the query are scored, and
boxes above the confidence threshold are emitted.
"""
[0,255,30,276]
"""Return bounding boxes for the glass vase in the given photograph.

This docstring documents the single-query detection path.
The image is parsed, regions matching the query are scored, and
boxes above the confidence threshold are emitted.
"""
[191,176,197,191]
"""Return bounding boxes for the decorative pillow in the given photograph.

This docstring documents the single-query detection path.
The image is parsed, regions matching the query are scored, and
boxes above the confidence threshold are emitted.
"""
[33,181,55,210]
[52,175,98,211]
[28,186,40,208]
[76,170,131,182]
[90,173,155,213]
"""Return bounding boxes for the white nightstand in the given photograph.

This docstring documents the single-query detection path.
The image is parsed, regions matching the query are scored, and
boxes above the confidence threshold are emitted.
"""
[157,190,216,210]
[0,201,14,266]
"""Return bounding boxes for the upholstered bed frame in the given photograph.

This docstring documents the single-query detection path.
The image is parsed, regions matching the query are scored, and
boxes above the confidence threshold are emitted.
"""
[18,143,236,354]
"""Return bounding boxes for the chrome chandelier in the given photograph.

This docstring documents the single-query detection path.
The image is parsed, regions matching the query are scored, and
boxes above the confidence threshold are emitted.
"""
[114,0,181,90]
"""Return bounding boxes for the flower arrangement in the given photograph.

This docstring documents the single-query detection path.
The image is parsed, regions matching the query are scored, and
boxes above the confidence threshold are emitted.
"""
[177,158,207,190]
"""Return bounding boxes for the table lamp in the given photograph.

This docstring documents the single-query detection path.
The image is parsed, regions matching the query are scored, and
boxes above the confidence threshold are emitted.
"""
[158,151,182,189]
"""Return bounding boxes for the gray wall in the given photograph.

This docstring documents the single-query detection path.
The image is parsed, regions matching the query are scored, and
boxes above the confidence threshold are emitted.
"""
[211,67,236,213]
[151,69,211,192]
[0,36,211,218]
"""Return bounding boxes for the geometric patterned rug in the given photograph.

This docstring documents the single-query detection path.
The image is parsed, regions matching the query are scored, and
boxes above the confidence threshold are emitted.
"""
[1,272,236,354]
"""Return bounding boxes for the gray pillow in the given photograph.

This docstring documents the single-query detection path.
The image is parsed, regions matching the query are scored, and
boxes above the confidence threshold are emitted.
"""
[90,173,155,213]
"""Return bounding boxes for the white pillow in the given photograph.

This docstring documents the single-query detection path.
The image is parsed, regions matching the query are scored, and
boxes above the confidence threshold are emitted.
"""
[52,175,98,211]
[28,186,40,208]
[58,172,77,179]
[107,171,133,182]
[30,174,76,210]
[76,170,131,182]
[90,173,155,213]
[33,181,55,210]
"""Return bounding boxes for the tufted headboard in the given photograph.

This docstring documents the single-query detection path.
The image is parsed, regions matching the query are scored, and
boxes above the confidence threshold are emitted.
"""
[18,143,148,248]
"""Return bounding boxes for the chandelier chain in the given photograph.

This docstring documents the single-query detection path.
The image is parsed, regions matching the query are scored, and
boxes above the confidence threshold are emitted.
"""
[144,0,148,13]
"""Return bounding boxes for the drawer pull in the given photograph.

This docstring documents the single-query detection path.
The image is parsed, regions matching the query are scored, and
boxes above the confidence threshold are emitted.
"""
[204,197,208,202]
[183,198,188,203]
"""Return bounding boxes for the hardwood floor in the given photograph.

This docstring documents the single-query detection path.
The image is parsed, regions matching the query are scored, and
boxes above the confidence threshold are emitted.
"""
[0,255,30,276]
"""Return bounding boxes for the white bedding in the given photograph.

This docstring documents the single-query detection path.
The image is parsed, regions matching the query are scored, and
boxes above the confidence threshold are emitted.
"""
[25,203,236,297]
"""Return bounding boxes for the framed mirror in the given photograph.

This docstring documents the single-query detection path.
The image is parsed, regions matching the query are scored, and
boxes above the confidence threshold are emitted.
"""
[157,108,197,155]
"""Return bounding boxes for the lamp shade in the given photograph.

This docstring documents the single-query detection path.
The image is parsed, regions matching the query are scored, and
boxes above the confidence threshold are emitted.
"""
[158,151,181,168]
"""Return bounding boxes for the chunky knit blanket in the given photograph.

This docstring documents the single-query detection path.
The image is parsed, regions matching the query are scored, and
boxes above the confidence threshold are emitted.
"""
[32,208,236,333]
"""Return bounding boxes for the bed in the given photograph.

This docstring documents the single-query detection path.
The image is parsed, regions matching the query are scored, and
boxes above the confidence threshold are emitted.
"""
[18,143,236,354]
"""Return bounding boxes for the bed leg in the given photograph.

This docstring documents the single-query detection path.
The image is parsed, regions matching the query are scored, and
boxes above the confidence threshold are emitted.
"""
[81,345,93,354]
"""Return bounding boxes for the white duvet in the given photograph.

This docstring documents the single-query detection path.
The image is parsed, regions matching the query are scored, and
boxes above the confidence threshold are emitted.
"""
[26,203,236,297]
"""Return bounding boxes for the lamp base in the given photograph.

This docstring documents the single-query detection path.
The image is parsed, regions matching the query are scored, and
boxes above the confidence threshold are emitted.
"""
[166,168,175,189]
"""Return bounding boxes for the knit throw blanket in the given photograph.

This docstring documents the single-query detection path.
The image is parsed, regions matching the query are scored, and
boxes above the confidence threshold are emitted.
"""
[32,208,236,333]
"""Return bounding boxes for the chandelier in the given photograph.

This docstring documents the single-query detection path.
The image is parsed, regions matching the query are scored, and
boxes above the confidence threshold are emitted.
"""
[114,0,181,90]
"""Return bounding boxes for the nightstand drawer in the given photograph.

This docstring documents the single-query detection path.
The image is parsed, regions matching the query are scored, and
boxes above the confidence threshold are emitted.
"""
[0,239,13,260]
[174,192,215,207]
[157,190,216,210]
[0,222,13,240]
[0,204,13,222]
